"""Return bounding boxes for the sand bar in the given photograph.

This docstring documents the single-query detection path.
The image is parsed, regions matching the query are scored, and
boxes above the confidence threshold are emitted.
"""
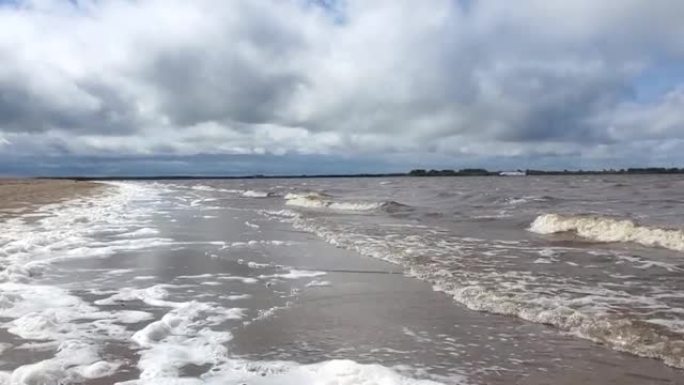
[0,179,103,217]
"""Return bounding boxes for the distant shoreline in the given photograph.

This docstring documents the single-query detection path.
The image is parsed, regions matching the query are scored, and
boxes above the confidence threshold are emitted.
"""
[28,167,684,180]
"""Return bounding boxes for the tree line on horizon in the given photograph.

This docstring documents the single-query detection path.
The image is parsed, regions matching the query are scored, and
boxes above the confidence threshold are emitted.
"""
[44,167,684,181]
[408,167,684,176]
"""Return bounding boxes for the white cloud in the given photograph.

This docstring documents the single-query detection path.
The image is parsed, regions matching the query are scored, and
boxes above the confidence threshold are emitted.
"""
[599,87,684,140]
[0,0,683,169]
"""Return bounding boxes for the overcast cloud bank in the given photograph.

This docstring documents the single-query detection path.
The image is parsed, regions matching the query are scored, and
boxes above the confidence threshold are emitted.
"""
[1,0,683,174]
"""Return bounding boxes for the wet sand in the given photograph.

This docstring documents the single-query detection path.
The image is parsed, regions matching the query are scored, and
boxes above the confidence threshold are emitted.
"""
[0,179,103,217]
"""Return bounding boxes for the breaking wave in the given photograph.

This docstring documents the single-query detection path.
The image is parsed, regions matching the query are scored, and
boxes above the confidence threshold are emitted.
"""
[504,195,555,205]
[284,192,408,213]
[530,213,684,252]
[241,190,276,198]
[433,281,684,368]
[280,214,684,369]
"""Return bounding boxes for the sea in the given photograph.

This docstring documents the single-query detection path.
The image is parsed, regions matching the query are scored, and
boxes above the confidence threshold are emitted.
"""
[1,175,684,384]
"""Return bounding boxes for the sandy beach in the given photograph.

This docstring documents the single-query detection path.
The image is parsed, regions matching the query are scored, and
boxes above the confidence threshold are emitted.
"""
[0,179,103,217]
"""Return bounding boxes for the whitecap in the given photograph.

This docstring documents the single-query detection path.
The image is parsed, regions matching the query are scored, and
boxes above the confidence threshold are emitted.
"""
[530,213,684,252]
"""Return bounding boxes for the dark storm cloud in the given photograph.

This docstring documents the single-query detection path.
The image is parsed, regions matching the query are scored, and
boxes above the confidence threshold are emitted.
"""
[0,152,396,177]
[486,65,631,143]
[0,81,143,135]
[146,49,304,127]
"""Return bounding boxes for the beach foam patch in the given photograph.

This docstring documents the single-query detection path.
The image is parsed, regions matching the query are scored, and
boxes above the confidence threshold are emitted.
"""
[115,358,450,385]
[202,359,449,385]
[128,301,234,383]
[305,279,331,287]
[260,269,327,280]
[0,182,185,382]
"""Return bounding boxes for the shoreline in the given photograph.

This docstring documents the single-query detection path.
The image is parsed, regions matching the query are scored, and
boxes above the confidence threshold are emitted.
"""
[26,167,684,180]
[0,179,104,217]
[1,179,683,384]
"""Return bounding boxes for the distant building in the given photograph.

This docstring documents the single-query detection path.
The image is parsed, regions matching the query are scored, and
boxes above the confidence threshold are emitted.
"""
[499,171,526,176]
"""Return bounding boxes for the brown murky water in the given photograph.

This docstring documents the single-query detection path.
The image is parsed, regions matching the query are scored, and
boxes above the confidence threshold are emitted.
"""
[1,177,683,384]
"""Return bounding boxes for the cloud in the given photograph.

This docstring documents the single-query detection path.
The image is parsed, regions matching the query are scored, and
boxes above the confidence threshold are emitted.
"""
[598,87,684,140]
[0,0,683,173]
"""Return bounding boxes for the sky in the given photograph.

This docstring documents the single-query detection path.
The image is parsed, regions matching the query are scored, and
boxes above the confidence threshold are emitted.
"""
[1,0,684,176]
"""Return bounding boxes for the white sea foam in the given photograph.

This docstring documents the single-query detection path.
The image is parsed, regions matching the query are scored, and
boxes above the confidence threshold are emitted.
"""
[505,195,552,205]
[220,239,297,249]
[2,341,121,384]
[0,283,155,381]
[194,359,447,385]
[224,294,252,301]
[0,183,171,283]
[105,282,446,385]
[176,273,214,279]
[247,261,271,269]
[284,213,684,369]
[259,208,299,219]
[530,213,684,252]
[130,302,234,382]
[260,269,327,280]
[134,275,157,281]
[190,185,218,192]
[187,185,247,195]
[95,285,183,308]
[245,220,260,229]
[0,182,183,382]
[242,190,274,198]
[284,192,405,212]
[79,360,122,379]
[0,181,458,385]
[284,191,330,200]
[217,276,259,284]
[107,291,252,384]
[115,357,447,385]
[115,227,159,238]
[440,283,684,368]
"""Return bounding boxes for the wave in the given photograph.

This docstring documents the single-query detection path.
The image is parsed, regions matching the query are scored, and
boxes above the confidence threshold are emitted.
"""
[283,191,331,200]
[189,187,276,198]
[190,185,218,192]
[281,215,684,369]
[0,183,178,383]
[504,195,555,205]
[434,282,684,369]
[529,213,684,252]
[241,190,275,198]
[284,192,407,213]
[0,183,171,283]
